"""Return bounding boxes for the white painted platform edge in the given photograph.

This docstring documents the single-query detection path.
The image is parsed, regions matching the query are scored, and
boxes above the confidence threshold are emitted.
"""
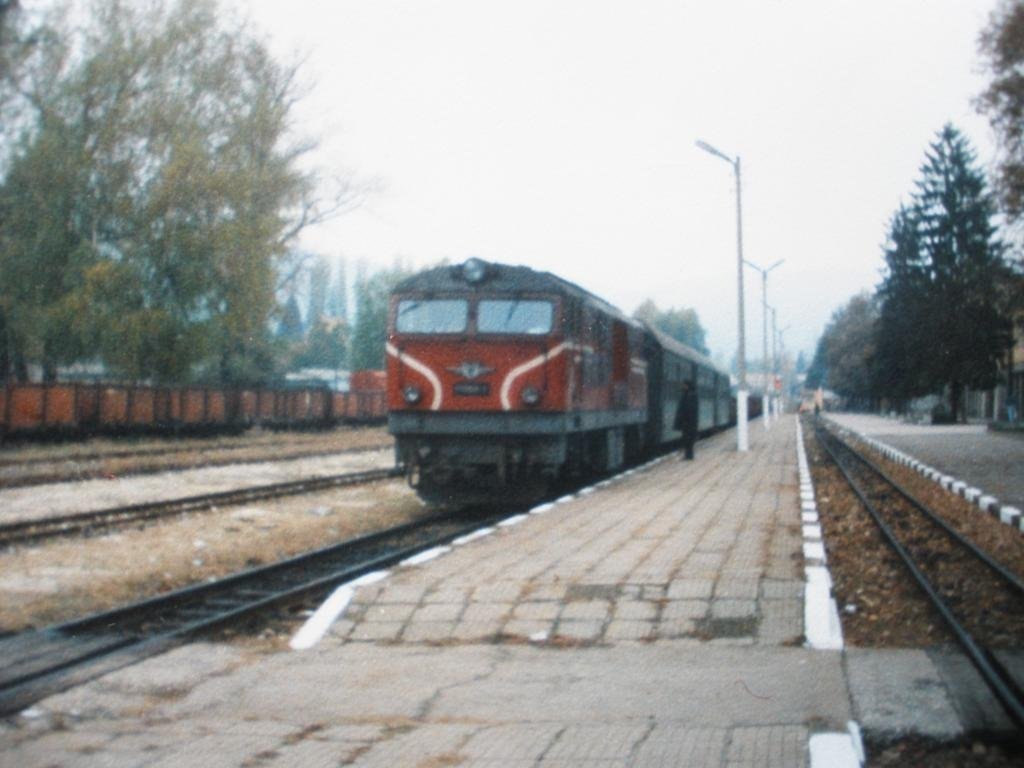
[803,524,822,540]
[400,545,451,566]
[822,416,1023,536]
[803,541,826,562]
[804,567,843,650]
[497,514,529,528]
[809,731,863,767]
[452,527,496,546]
[797,419,844,652]
[289,570,390,651]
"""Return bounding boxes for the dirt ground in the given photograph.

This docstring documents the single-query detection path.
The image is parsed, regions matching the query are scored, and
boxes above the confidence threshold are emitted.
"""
[866,736,1024,767]
[0,426,392,487]
[805,419,1024,765]
[804,423,1024,648]
[0,478,428,633]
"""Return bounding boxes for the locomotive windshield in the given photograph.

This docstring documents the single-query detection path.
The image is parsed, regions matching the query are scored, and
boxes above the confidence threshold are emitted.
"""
[478,300,553,335]
[395,299,468,333]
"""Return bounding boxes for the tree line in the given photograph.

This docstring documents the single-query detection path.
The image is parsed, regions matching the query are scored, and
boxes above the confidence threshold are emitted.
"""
[806,125,1018,417]
[0,0,355,386]
[808,2,1024,420]
[276,257,413,377]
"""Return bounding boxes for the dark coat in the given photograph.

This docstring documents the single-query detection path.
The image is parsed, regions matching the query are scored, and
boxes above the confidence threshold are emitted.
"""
[674,385,697,435]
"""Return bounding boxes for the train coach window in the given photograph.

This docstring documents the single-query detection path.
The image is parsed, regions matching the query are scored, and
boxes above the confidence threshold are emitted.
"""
[478,300,553,334]
[395,300,468,333]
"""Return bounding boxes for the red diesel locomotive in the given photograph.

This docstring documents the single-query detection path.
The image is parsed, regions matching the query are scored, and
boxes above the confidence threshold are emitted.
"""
[387,258,733,503]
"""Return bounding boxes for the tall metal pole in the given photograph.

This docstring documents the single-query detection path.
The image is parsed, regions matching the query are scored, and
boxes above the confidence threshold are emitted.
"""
[771,306,778,417]
[743,258,784,428]
[735,158,748,452]
[777,323,790,415]
[761,268,768,426]
[697,139,748,452]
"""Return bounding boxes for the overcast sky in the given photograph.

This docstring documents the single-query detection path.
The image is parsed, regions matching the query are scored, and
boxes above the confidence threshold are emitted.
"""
[241,0,998,365]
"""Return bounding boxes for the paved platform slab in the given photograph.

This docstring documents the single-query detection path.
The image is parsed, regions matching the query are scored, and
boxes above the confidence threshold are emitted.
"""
[826,412,1024,512]
[1,418,858,767]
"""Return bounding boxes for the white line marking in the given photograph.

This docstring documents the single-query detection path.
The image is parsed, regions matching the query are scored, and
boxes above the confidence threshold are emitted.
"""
[452,527,496,545]
[351,570,390,587]
[290,584,354,650]
[289,569,391,651]
[400,545,451,566]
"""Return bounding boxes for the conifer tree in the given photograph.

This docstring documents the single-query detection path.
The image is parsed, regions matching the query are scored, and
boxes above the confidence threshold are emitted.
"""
[910,125,1011,418]
[874,206,933,406]
[349,267,407,370]
[278,294,304,343]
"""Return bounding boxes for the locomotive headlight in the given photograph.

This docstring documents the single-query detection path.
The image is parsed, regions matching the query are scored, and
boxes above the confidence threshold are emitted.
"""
[521,386,541,406]
[403,385,423,404]
[461,257,488,284]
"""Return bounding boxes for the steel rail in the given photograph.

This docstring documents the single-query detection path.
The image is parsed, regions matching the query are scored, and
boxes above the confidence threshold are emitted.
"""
[0,442,393,489]
[0,466,403,547]
[826,425,1024,596]
[0,508,505,716]
[815,423,1024,730]
[0,431,392,468]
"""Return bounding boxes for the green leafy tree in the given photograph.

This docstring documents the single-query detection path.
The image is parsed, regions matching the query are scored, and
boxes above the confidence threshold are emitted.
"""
[294,317,347,370]
[805,337,828,391]
[350,267,409,370]
[978,0,1024,235]
[633,299,709,354]
[0,0,356,383]
[277,294,304,343]
[815,292,879,405]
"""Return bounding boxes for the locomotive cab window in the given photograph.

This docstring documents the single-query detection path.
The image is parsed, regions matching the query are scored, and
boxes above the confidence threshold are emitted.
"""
[395,299,468,333]
[477,300,553,335]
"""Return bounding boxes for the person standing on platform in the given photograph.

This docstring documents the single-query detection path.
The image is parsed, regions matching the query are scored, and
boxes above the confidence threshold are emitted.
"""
[674,380,697,460]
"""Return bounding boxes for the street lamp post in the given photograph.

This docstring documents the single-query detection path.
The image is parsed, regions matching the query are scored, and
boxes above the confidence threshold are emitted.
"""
[743,258,784,428]
[769,306,778,417]
[777,321,791,416]
[696,139,748,452]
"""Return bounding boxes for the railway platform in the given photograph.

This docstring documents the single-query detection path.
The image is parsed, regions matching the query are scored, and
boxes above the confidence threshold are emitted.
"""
[825,412,1024,515]
[3,417,865,766]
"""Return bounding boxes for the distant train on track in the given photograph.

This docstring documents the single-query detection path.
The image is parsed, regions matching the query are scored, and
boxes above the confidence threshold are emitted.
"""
[386,258,757,503]
[0,370,387,438]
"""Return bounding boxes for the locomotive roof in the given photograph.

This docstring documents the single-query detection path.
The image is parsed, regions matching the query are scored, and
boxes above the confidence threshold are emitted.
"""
[393,261,641,328]
[643,323,729,378]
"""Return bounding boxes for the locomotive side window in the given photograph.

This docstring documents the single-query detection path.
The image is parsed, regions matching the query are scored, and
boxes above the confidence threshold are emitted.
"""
[395,299,468,333]
[477,300,553,335]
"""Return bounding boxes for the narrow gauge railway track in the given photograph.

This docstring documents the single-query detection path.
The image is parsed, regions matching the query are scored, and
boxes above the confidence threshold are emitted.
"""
[0,509,506,717]
[0,466,403,548]
[814,421,1024,730]
[0,442,393,490]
